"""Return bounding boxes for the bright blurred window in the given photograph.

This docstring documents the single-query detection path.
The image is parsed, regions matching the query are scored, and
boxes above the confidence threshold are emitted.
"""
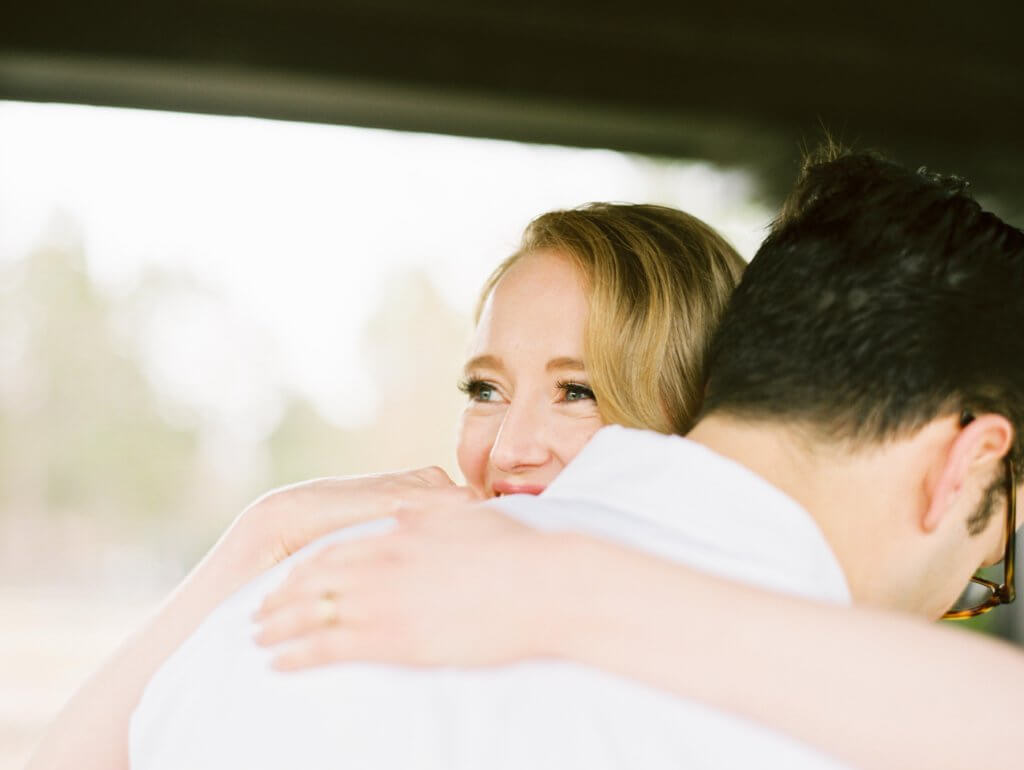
[0,99,771,767]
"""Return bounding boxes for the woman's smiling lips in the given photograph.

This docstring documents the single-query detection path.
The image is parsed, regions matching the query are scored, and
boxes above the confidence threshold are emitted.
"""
[491,481,547,497]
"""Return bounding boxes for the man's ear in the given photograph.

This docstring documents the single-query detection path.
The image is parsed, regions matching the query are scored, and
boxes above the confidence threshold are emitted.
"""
[922,414,1014,533]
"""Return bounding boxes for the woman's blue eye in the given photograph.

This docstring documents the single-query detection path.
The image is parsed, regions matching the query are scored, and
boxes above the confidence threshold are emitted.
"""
[559,381,596,402]
[474,384,498,402]
[459,378,500,402]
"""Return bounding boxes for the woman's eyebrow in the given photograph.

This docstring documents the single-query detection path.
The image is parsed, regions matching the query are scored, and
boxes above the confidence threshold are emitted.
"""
[464,354,503,373]
[546,357,586,372]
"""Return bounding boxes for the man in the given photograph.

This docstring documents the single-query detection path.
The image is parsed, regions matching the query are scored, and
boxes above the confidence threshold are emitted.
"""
[130,151,1024,769]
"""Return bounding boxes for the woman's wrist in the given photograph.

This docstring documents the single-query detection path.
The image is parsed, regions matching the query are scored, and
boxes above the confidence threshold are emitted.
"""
[528,533,696,671]
[183,502,285,606]
[219,483,319,581]
[515,531,616,660]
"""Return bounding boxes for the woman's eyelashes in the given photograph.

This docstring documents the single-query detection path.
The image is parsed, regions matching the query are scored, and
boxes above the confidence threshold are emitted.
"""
[458,376,596,404]
[458,377,502,403]
[556,380,597,403]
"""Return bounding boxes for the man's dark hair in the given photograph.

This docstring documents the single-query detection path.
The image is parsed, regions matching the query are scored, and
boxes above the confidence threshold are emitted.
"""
[702,149,1024,466]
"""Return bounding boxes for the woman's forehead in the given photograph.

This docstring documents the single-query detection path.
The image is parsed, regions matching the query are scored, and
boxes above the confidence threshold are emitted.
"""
[469,251,589,366]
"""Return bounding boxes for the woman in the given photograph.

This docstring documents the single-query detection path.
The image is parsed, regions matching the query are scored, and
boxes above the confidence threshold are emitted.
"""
[27,202,745,769]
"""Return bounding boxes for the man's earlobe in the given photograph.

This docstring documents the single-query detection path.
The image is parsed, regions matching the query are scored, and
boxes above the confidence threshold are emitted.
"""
[921,413,1013,534]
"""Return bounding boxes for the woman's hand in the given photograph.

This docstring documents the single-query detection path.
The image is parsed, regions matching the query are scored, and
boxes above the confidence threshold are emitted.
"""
[232,467,481,575]
[253,502,567,669]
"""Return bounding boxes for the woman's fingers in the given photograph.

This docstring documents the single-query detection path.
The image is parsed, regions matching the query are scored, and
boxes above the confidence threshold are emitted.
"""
[256,534,397,617]
[256,566,340,618]
[408,465,456,488]
[395,485,482,514]
[251,500,537,671]
[255,594,347,646]
[240,476,498,672]
[270,628,384,671]
[258,500,522,620]
[237,468,475,570]
[394,498,528,536]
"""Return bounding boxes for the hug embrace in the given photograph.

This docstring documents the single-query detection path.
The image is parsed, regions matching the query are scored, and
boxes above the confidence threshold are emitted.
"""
[29,147,1024,770]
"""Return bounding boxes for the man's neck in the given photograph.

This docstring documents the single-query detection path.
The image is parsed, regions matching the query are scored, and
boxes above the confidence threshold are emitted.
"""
[687,414,917,612]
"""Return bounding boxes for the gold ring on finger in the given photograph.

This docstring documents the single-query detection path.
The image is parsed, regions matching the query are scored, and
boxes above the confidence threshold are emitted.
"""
[315,592,340,627]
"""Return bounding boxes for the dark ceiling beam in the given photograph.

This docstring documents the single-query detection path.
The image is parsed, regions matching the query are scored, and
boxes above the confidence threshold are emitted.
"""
[3,2,1022,216]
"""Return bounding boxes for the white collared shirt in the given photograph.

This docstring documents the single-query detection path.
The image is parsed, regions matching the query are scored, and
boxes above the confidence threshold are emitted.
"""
[132,425,851,770]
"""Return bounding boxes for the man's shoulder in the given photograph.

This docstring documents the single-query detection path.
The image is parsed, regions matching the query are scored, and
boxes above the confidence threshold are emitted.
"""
[520,425,851,604]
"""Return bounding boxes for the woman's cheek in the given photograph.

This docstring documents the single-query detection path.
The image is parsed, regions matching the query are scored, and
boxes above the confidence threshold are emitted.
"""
[455,411,496,498]
[557,415,605,466]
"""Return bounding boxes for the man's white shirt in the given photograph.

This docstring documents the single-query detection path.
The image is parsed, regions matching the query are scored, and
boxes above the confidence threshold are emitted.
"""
[132,425,852,769]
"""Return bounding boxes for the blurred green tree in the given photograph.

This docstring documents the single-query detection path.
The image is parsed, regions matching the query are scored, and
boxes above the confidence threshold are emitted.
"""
[0,222,198,532]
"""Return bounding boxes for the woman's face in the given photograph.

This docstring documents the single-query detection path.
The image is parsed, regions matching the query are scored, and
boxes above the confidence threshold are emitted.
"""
[457,250,605,498]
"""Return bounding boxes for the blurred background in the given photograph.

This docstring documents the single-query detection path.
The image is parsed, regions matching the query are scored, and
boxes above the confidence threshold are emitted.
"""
[2,3,1023,766]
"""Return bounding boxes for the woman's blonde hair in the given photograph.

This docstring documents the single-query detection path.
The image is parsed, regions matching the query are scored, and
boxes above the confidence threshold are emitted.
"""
[478,203,746,435]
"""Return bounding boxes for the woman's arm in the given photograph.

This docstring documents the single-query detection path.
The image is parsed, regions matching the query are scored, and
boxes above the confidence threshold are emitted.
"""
[257,503,1024,770]
[26,468,474,770]
[26,527,257,770]
[550,534,1023,770]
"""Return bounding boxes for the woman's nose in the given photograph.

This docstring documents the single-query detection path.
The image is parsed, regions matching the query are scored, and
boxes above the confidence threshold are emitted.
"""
[489,402,551,472]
